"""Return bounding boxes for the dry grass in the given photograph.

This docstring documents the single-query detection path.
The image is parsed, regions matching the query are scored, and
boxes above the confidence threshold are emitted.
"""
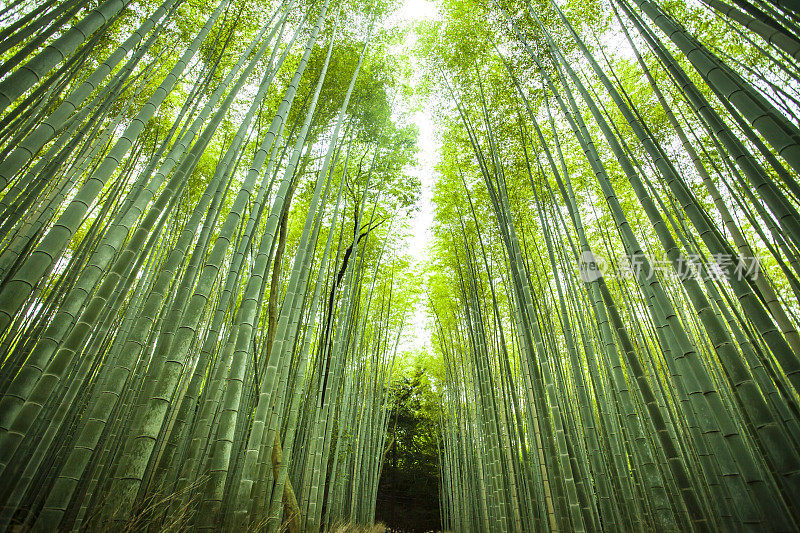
[26,483,386,533]
[79,475,208,532]
[326,521,387,533]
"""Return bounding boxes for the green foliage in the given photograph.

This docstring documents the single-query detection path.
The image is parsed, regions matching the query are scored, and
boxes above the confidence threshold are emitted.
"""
[376,357,442,532]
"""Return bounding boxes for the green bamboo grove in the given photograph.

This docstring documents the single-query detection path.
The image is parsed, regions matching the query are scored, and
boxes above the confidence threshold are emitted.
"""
[426,0,800,530]
[0,0,417,529]
[0,0,799,530]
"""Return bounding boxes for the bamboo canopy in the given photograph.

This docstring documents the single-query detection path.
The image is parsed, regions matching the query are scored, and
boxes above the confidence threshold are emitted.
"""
[0,0,799,530]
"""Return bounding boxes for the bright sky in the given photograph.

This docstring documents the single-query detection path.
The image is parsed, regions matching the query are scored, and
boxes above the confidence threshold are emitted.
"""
[382,0,641,360]
[389,0,440,356]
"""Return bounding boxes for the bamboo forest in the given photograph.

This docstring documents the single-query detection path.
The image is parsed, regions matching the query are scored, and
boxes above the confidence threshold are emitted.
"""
[2,0,800,530]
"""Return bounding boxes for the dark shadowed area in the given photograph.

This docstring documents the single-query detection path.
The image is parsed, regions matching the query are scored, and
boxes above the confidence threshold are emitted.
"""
[375,370,441,533]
